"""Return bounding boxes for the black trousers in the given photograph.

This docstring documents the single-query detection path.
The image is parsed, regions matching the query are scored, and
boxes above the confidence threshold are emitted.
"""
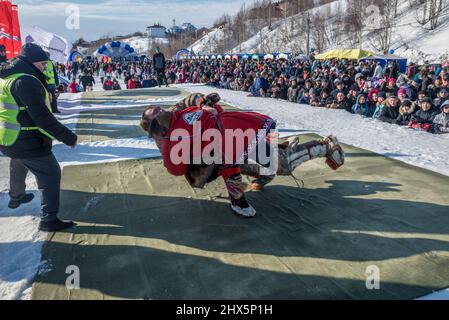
[9,153,61,221]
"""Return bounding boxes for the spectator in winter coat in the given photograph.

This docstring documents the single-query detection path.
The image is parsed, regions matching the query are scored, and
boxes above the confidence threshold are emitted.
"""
[352,94,375,117]
[398,81,417,101]
[312,88,331,108]
[397,87,408,102]
[396,99,417,126]
[275,77,288,100]
[112,79,121,90]
[380,78,397,97]
[296,80,313,103]
[309,88,320,106]
[378,95,400,124]
[416,91,428,108]
[327,92,351,111]
[103,77,114,90]
[79,72,95,92]
[127,76,142,90]
[408,97,439,131]
[287,79,299,102]
[347,84,360,107]
[297,89,311,105]
[330,80,346,98]
[373,62,383,79]
[251,72,270,97]
[433,100,449,134]
[68,79,79,93]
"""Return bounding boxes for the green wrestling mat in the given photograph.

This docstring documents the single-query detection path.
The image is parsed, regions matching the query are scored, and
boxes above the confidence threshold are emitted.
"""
[31,134,449,300]
[75,87,185,106]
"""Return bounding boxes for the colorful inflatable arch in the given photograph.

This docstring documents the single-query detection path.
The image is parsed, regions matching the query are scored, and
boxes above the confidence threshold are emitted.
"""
[95,41,136,59]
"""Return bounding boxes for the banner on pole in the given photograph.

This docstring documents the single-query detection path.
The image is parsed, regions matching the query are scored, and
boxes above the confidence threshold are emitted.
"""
[11,4,21,56]
[0,0,14,59]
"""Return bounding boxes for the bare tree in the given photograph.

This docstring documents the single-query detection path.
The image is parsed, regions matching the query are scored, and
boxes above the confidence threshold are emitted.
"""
[416,0,449,30]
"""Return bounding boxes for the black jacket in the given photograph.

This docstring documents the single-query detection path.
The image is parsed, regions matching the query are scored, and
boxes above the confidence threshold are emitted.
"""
[80,74,95,88]
[153,53,166,71]
[411,107,439,124]
[379,106,400,124]
[0,57,77,159]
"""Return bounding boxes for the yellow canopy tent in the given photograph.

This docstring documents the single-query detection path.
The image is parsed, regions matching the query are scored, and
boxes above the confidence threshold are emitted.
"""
[315,49,374,60]
[338,49,373,60]
[315,49,342,60]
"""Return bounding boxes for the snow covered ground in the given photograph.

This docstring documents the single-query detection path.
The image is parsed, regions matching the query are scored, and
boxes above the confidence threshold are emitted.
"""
[1,84,448,300]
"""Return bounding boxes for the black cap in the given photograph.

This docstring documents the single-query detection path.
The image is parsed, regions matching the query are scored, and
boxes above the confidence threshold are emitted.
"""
[0,44,5,51]
[422,97,432,104]
[20,43,49,63]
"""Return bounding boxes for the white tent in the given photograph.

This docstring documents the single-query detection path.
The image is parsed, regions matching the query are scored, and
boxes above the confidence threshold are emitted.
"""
[264,54,274,60]
[276,53,289,60]
[22,26,72,64]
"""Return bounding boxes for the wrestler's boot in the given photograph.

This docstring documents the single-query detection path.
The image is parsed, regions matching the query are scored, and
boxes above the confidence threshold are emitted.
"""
[320,135,345,170]
[223,173,256,218]
[277,135,345,175]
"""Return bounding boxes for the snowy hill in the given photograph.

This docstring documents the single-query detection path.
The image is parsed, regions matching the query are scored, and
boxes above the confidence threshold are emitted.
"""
[189,0,449,63]
[188,27,227,55]
[120,36,169,55]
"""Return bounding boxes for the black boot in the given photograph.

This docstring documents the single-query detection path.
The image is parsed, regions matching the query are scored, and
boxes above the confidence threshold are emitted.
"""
[8,193,35,209]
[39,218,76,232]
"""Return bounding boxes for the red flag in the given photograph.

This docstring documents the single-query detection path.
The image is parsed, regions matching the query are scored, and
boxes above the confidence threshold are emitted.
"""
[0,0,14,59]
[11,4,21,57]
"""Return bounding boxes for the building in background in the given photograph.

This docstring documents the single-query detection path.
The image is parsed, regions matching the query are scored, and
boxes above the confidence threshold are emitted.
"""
[167,22,197,36]
[146,24,167,38]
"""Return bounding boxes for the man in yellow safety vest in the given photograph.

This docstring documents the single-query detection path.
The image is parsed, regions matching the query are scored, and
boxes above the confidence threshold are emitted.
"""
[0,43,78,232]
[43,52,60,113]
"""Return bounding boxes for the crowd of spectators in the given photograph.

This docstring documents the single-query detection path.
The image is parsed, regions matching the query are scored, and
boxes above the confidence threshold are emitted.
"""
[62,53,449,134]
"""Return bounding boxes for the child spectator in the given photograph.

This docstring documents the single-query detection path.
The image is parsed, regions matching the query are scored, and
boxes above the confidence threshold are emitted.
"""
[432,100,449,134]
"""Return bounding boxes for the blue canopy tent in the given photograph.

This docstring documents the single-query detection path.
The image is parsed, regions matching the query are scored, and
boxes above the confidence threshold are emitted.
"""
[95,41,136,59]
[360,54,408,73]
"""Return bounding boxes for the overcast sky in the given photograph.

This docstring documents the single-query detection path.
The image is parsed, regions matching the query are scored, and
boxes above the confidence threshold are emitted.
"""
[16,0,254,41]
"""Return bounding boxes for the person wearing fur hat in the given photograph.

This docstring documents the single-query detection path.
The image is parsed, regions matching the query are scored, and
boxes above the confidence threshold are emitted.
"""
[408,97,439,131]
[433,100,449,134]
[0,43,78,232]
[396,100,417,126]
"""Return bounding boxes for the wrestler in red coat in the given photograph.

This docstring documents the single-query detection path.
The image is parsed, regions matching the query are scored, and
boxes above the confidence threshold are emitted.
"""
[141,93,345,217]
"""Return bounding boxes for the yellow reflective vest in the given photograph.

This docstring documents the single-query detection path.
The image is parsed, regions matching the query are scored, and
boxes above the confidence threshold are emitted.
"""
[0,73,53,146]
